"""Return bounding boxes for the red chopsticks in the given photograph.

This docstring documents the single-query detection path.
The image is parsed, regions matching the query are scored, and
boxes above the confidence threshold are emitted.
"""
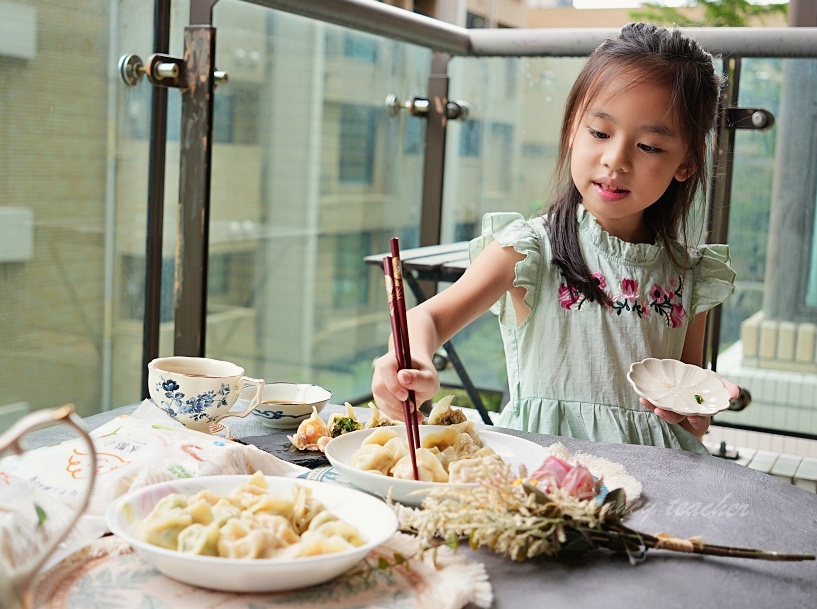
[382,237,421,480]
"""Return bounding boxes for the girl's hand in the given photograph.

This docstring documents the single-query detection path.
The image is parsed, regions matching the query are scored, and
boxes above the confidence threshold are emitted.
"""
[640,397,711,433]
[371,351,439,422]
[640,371,741,439]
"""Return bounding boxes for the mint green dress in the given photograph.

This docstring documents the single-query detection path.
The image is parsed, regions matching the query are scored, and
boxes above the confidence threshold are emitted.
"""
[469,206,736,454]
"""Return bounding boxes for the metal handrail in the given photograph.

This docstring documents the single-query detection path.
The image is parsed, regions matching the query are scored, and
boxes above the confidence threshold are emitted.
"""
[247,0,817,59]
[468,27,817,57]
[247,0,469,54]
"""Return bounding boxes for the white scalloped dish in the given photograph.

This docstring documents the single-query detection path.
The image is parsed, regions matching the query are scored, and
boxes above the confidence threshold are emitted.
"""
[627,358,731,416]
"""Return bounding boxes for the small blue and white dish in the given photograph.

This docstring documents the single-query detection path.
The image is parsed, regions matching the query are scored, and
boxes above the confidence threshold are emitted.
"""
[238,382,332,429]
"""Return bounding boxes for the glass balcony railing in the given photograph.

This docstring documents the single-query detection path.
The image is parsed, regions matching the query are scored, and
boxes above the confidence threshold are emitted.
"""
[1,0,816,452]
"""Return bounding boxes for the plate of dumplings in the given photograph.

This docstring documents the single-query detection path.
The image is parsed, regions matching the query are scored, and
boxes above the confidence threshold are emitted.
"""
[105,473,397,592]
[324,396,550,506]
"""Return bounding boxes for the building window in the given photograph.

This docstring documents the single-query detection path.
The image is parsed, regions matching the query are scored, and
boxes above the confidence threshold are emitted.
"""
[120,255,174,322]
[466,12,487,29]
[455,221,477,242]
[339,104,377,184]
[343,32,379,63]
[404,117,425,155]
[459,120,482,158]
[333,232,371,310]
[490,122,514,192]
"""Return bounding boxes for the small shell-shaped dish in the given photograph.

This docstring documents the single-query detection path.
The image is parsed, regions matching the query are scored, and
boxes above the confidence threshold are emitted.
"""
[627,358,731,416]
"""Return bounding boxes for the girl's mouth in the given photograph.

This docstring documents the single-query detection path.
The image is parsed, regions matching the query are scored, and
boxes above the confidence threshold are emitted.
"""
[593,182,629,202]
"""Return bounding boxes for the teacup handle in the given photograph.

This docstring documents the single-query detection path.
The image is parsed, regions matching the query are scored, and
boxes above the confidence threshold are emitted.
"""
[0,404,96,609]
[215,376,265,424]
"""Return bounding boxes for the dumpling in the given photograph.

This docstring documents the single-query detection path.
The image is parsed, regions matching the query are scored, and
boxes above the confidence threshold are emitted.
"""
[328,402,363,437]
[364,401,397,428]
[294,530,356,557]
[383,436,408,463]
[351,429,406,474]
[427,394,468,426]
[450,420,482,447]
[350,443,398,475]
[176,521,220,556]
[217,520,273,559]
[391,448,449,483]
[290,484,326,534]
[308,519,365,547]
[288,406,331,451]
[136,494,193,549]
[452,428,481,458]
[448,453,508,484]
[361,427,400,447]
[421,427,461,453]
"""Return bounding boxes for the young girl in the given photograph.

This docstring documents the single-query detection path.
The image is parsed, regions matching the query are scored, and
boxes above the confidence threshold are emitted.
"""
[372,23,739,454]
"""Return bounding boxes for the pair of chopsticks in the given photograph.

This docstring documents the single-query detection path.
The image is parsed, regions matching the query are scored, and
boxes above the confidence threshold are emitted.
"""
[382,237,421,481]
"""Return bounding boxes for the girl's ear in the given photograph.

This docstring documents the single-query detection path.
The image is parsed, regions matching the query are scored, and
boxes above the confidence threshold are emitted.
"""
[674,158,695,182]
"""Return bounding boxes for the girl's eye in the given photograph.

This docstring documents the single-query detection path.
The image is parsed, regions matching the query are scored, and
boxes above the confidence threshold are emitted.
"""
[638,143,662,154]
[589,128,608,140]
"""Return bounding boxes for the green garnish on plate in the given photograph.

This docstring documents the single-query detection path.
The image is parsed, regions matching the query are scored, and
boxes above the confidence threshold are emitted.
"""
[694,394,704,404]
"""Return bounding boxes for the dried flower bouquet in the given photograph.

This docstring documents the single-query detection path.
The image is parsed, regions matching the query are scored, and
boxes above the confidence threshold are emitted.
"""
[394,455,815,564]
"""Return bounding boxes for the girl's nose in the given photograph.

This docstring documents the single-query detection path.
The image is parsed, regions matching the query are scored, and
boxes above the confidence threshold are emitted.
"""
[602,141,630,172]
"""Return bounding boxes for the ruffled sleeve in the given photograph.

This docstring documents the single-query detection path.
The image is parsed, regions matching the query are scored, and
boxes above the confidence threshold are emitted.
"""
[690,244,736,316]
[468,212,543,319]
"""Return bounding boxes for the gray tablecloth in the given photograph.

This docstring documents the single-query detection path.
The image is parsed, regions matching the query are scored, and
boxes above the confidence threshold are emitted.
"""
[20,403,817,609]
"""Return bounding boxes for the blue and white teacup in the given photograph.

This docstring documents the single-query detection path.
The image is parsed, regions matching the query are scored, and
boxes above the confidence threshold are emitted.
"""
[148,356,264,434]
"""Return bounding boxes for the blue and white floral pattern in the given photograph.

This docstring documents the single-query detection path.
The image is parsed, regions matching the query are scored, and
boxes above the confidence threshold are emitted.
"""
[253,408,303,421]
[155,376,231,424]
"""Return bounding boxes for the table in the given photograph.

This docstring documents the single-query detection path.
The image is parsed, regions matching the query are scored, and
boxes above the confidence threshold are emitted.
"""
[364,242,497,425]
[24,403,817,609]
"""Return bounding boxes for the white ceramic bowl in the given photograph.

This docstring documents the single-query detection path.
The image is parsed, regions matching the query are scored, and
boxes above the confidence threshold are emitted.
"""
[627,358,731,416]
[239,383,332,429]
[105,475,397,593]
[324,426,550,506]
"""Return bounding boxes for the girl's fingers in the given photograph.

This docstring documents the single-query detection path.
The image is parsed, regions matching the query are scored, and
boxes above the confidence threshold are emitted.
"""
[642,397,712,430]
[640,398,685,424]
[372,354,438,421]
[686,415,711,430]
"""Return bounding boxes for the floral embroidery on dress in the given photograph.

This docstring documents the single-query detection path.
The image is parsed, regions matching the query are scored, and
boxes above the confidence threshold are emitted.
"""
[611,278,650,318]
[558,272,607,310]
[647,276,686,328]
[558,274,687,328]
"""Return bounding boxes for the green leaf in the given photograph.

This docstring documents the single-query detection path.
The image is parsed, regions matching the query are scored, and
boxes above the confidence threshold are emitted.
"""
[601,488,627,523]
[35,503,47,528]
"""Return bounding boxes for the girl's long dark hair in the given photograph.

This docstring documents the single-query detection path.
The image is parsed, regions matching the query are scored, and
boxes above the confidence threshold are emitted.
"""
[547,22,722,306]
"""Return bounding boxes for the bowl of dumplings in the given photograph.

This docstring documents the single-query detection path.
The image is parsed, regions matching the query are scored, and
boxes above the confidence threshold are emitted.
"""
[238,382,332,429]
[323,397,551,506]
[105,472,397,593]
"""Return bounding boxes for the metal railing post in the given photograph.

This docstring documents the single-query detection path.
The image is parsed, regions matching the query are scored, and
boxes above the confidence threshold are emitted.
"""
[141,0,172,398]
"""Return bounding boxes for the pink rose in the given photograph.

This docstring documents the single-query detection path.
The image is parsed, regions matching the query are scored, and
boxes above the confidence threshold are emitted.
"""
[530,455,573,489]
[559,463,597,500]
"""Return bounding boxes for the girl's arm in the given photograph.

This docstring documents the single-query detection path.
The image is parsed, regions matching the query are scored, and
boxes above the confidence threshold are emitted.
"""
[371,240,525,421]
[676,312,712,438]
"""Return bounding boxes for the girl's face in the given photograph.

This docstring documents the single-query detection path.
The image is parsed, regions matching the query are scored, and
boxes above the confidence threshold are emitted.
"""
[569,80,692,243]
